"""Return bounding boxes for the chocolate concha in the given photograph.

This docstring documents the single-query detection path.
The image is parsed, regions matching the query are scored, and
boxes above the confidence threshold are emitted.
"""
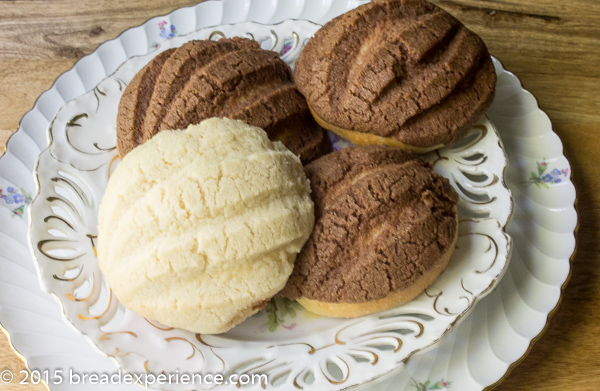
[280,145,459,316]
[294,0,496,151]
[117,38,330,164]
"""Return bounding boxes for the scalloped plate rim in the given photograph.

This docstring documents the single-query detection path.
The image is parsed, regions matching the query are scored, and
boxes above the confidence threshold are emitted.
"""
[0,1,574,390]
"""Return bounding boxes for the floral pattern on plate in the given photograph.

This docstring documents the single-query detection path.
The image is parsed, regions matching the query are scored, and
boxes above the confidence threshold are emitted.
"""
[529,159,570,188]
[0,186,32,218]
[410,378,452,391]
[150,20,181,49]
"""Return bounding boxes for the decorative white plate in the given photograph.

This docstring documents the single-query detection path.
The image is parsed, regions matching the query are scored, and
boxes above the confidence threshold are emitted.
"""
[0,1,576,390]
[28,20,511,391]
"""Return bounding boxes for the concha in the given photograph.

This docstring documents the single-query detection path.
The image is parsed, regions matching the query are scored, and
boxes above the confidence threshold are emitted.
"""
[294,0,496,152]
[117,37,330,163]
[98,118,315,334]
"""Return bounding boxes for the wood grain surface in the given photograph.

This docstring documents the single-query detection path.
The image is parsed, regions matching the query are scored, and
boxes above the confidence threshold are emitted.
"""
[0,0,598,390]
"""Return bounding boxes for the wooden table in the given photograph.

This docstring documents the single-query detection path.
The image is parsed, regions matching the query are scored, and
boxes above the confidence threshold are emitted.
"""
[0,0,598,390]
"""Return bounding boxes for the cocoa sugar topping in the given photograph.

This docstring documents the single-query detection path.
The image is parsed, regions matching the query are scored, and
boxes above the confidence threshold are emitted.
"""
[280,145,459,303]
[117,38,330,164]
[293,0,496,148]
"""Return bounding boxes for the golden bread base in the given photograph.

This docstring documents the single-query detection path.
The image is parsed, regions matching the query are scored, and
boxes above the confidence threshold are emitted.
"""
[297,216,459,318]
[308,105,444,154]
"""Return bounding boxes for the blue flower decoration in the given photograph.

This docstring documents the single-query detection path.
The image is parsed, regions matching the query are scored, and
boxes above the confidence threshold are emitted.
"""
[160,25,177,39]
[1,187,31,218]
[530,159,570,189]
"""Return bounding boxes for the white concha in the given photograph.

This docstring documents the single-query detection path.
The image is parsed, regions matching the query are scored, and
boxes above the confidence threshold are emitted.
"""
[97,118,314,334]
